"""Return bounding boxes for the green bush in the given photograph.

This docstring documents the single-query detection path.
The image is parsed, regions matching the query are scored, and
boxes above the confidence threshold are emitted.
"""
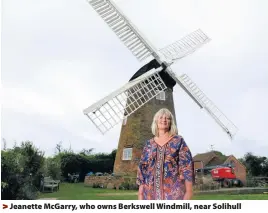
[44,157,62,181]
[1,141,44,200]
[59,152,115,182]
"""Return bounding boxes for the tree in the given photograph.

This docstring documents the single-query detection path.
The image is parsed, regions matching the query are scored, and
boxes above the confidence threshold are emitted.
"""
[55,141,63,154]
[2,138,7,150]
[241,152,268,177]
[110,149,117,162]
[43,156,62,180]
[79,148,94,156]
[262,158,268,176]
[1,141,45,200]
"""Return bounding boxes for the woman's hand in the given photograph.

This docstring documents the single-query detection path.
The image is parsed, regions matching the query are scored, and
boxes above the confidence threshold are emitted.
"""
[183,180,193,200]
[183,191,193,200]
[138,185,144,200]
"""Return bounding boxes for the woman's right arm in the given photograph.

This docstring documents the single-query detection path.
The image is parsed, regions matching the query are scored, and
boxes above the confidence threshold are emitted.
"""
[136,141,148,200]
[136,160,145,200]
[136,164,145,199]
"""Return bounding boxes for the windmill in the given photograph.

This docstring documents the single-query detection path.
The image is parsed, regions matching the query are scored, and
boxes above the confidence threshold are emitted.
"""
[83,0,238,175]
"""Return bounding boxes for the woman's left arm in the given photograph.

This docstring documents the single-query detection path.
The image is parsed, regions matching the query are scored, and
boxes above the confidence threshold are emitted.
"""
[178,137,194,200]
[183,180,193,200]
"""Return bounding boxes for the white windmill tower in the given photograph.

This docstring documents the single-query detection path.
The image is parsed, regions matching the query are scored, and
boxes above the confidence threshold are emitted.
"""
[83,0,238,175]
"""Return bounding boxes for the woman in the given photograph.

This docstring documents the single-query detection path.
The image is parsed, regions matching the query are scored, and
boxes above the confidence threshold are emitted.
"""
[136,108,194,200]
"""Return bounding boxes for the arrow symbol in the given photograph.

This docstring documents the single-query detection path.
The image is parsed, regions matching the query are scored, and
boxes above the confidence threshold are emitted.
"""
[3,204,8,209]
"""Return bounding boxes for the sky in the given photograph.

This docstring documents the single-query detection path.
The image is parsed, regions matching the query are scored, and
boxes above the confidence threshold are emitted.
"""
[1,0,268,158]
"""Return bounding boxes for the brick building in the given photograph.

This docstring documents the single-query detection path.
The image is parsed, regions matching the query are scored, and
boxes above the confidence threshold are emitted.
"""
[193,151,247,185]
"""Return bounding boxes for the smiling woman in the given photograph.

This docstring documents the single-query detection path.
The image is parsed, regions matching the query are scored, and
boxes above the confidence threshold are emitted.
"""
[136,108,194,200]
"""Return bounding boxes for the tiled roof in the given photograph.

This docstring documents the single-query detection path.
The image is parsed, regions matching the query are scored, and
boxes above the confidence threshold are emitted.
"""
[193,151,228,166]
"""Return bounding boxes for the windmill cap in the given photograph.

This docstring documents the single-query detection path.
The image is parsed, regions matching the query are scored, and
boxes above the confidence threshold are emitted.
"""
[129,59,176,89]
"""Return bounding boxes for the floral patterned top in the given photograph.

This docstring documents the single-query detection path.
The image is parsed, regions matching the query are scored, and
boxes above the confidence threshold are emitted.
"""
[136,135,193,200]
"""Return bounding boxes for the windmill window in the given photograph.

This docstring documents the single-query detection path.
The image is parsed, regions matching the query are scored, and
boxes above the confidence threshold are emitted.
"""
[122,148,132,160]
[156,90,165,100]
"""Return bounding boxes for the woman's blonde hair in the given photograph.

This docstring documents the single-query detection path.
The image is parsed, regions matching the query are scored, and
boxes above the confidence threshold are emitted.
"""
[151,108,178,137]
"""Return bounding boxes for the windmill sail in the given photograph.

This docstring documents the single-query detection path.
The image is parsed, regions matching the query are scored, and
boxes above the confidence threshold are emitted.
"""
[166,69,238,139]
[87,0,154,62]
[85,1,238,139]
[158,29,211,64]
[83,67,166,134]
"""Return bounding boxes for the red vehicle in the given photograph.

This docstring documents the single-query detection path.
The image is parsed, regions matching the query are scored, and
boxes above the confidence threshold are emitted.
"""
[211,166,243,187]
[195,165,243,188]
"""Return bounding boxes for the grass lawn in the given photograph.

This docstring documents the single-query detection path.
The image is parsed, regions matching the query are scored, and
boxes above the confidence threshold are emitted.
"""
[38,183,268,200]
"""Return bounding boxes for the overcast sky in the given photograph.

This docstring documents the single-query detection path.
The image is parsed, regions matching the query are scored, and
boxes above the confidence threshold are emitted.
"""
[2,0,268,158]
